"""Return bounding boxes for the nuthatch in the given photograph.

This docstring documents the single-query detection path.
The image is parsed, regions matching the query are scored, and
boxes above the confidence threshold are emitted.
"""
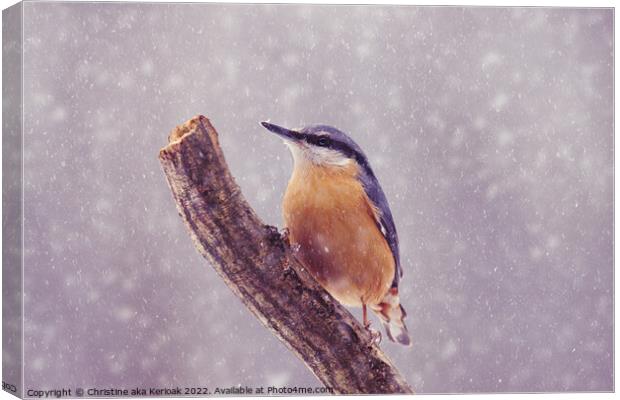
[261,122,411,346]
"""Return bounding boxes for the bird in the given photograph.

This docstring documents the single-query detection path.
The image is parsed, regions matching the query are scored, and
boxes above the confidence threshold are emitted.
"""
[261,121,411,346]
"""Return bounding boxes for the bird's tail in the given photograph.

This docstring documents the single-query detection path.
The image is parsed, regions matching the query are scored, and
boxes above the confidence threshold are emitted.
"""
[372,287,411,346]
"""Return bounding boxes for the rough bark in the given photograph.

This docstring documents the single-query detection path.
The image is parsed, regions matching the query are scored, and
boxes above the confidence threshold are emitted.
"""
[159,115,413,394]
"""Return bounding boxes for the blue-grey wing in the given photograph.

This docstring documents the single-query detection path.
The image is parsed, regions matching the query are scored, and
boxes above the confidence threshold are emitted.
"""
[358,165,402,288]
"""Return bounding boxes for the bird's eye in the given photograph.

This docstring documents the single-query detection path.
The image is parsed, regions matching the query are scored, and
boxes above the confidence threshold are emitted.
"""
[317,137,330,147]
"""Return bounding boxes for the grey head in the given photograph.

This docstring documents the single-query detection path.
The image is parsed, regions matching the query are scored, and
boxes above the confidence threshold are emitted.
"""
[260,121,403,287]
[260,122,370,168]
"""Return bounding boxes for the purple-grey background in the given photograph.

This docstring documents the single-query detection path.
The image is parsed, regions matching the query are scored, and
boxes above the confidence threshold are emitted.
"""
[19,3,612,394]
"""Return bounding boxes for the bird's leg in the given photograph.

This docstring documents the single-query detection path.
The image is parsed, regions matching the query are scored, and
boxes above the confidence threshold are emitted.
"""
[280,227,301,252]
[280,227,290,245]
[362,303,382,345]
[282,228,302,254]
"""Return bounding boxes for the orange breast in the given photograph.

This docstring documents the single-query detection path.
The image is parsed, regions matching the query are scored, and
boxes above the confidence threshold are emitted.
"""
[282,162,394,307]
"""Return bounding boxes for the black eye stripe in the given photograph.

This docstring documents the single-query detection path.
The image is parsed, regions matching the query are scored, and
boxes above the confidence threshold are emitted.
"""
[303,134,364,162]
[299,126,371,170]
[334,140,367,163]
[305,135,330,147]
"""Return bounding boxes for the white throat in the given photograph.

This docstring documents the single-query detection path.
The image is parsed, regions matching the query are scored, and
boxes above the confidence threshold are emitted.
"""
[285,141,352,168]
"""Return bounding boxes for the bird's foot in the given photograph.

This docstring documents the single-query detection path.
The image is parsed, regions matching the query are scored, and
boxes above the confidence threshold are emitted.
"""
[280,227,291,246]
[280,228,301,254]
[367,326,382,346]
[363,320,381,346]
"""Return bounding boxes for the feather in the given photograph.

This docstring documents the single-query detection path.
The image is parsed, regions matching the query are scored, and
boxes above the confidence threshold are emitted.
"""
[357,162,402,288]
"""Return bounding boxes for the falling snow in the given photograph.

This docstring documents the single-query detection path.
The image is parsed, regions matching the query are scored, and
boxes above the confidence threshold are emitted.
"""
[15,3,612,394]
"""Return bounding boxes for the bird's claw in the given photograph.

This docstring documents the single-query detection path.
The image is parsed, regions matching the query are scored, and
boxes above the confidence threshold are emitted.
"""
[280,227,291,246]
[363,321,381,346]
[281,228,302,253]
[367,327,382,346]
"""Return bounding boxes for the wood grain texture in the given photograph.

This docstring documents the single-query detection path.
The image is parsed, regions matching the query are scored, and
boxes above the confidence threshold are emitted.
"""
[158,115,413,395]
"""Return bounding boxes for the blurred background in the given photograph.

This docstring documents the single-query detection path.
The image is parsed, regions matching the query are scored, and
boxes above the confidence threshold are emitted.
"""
[20,3,612,393]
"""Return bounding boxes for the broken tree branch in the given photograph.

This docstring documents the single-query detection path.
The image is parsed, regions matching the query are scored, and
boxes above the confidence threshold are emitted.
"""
[159,115,412,394]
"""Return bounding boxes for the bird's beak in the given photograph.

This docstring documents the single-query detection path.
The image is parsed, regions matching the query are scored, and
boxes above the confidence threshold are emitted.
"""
[261,122,302,142]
